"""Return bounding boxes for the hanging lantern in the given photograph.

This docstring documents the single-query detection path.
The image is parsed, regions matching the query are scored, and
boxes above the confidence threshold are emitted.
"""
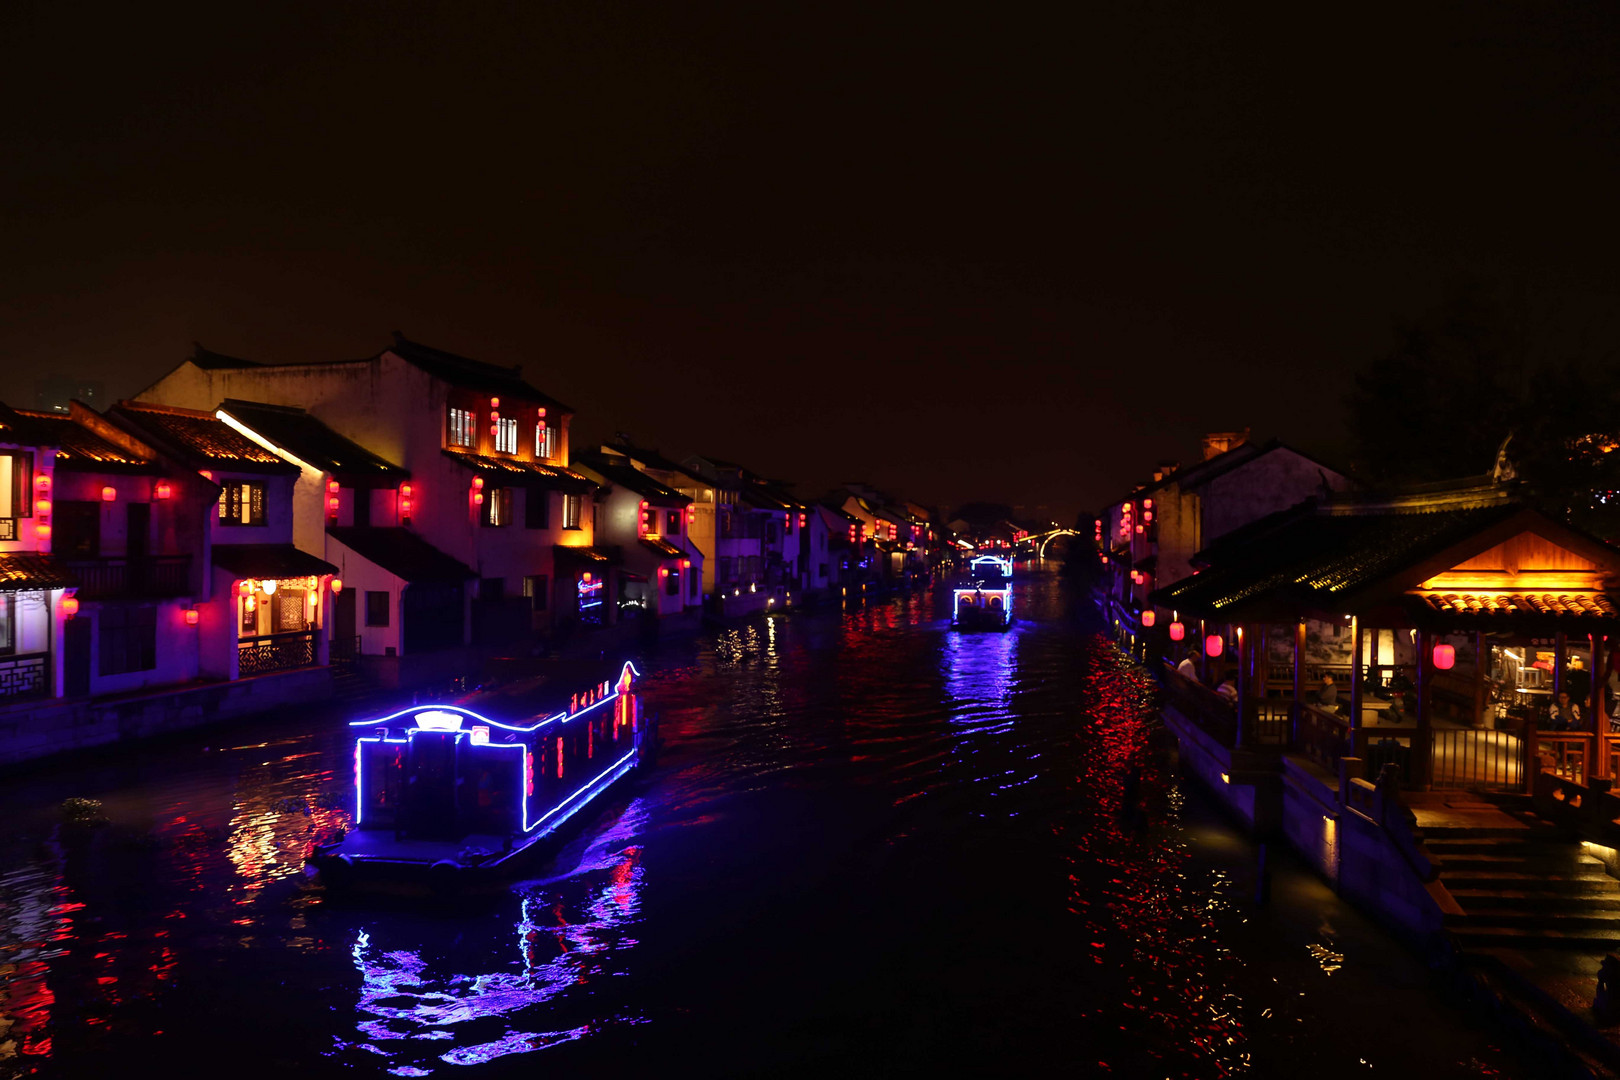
[1142,610,1156,627]
[35,473,50,491]
[1143,499,1153,509]
[184,608,200,626]
[60,595,79,617]
[154,480,172,500]
[327,479,340,495]
[472,476,484,491]
[682,558,691,569]
[489,397,500,409]
[330,578,343,594]
[328,496,340,514]
[238,579,253,596]
[244,597,256,612]
[400,482,413,499]
[1169,621,1185,641]
[35,498,50,515]
[1206,634,1224,658]
[262,579,278,595]
[101,486,117,502]
[1433,642,1456,670]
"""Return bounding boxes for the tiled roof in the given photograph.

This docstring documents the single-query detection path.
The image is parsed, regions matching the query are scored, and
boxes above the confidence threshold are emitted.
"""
[441,450,597,493]
[190,344,259,370]
[1154,504,1525,616]
[328,527,474,583]
[0,553,78,592]
[5,410,158,472]
[1419,592,1619,619]
[639,537,686,559]
[113,402,296,473]
[385,334,571,414]
[219,400,407,482]
[575,454,691,504]
[212,544,338,579]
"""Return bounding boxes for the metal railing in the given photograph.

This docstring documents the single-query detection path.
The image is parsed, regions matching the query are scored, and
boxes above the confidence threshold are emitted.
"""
[1429,724,1527,791]
[238,632,316,677]
[62,556,191,599]
[0,651,49,701]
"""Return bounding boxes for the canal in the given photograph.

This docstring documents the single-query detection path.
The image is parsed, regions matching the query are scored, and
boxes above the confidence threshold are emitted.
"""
[1,569,1543,1077]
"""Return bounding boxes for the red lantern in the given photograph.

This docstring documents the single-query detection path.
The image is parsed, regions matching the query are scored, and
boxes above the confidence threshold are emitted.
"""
[101,486,116,502]
[328,496,340,514]
[330,578,343,594]
[154,480,172,500]
[1206,634,1224,658]
[1142,610,1156,627]
[472,476,484,491]
[184,608,200,626]
[35,498,50,515]
[1433,642,1456,670]
[1143,499,1153,509]
[327,479,340,495]
[1168,621,1184,641]
[35,473,50,492]
[489,397,500,409]
[400,482,413,499]
[682,558,691,569]
[61,596,79,617]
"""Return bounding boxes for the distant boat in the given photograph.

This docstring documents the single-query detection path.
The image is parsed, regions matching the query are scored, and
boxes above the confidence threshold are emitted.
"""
[308,661,656,895]
[953,554,1013,631]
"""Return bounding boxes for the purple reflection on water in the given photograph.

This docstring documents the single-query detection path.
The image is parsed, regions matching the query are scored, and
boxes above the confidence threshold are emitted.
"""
[342,801,651,1073]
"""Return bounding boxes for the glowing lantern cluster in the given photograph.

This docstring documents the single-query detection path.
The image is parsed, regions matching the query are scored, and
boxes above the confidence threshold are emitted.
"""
[399,482,413,523]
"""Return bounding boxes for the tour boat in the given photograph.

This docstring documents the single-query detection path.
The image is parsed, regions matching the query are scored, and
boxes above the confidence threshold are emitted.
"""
[968,553,1014,580]
[952,582,1013,630]
[308,660,656,894]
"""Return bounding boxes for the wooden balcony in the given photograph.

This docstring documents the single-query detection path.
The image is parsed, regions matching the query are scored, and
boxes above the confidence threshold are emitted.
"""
[0,651,50,701]
[61,556,191,599]
[238,632,316,677]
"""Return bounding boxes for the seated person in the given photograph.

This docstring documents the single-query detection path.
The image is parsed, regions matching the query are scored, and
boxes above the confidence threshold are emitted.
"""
[1546,691,1583,731]
[1384,693,1409,722]
[1315,674,1338,710]
[1215,670,1239,702]
[1177,655,1198,681]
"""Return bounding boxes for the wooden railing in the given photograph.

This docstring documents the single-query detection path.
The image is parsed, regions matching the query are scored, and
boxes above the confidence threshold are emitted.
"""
[0,651,49,701]
[0,517,15,541]
[1159,662,1237,746]
[1533,731,1594,787]
[1249,698,1291,746]
[238,632,316,677]
[62,556,191,599]
[1295,701,1350,772]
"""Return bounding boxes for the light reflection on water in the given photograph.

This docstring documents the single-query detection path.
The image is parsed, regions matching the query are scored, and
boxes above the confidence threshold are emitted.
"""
[0,567,1546,1078]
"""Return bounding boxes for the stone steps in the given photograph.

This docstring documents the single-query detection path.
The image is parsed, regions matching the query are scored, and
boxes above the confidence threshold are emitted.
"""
[1443,868,1616,889]
[1449,908,1620,930]
[1450,889,1620,911]
[1449,924,1620,950]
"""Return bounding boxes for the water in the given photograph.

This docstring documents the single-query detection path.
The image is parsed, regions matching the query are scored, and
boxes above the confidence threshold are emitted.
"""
[0,569,1543,1078]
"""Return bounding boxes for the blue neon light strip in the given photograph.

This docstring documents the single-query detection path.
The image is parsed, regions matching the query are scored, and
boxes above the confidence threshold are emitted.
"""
[522,747,638,834]
[347,661,642,732]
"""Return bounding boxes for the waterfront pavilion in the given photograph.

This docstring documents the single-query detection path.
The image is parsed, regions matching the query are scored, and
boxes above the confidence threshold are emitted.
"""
[1151,483,1620,793]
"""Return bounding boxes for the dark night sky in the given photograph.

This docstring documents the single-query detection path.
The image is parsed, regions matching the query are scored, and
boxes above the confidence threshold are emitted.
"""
[5,3,1620,522]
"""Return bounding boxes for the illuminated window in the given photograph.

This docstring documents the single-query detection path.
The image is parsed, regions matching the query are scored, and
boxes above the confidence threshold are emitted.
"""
[447,406,475,448]
[494,416,518,454]
[666,509,681,535]
[535,422,553,459]
[562,493,583,530]
[0,595,13,655]
[219,482,266,526]
[0,451,33,534]
[482,487,513,527]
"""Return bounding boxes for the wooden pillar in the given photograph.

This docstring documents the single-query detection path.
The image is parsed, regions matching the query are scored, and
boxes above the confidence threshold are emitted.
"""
[1554,632,1567,699]
[1199,619,1209,683]
[1370,626,1380,691]
[1417,626,1434,789]
[1597,635,1612,781]
[1349,616,1363,738]
[1293,619,1307,748]
[1473,631,1488,731]
[1235,625,1249,747]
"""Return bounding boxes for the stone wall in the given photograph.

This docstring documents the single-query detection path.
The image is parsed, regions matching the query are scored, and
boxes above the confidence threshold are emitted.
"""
[0,667,334,767]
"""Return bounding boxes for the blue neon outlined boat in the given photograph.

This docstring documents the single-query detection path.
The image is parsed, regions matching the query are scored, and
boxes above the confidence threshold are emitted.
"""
[953,553,1013,631]
[308,660,656,893]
